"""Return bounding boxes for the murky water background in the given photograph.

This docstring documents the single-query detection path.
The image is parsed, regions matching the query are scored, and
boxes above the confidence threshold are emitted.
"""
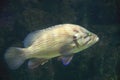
[0,0,120,80]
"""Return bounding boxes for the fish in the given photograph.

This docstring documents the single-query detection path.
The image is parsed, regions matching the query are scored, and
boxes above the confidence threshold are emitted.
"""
[4,24,99,70]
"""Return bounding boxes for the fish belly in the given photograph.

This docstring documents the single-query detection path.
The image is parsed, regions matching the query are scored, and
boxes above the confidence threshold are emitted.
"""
[27,46,61,59]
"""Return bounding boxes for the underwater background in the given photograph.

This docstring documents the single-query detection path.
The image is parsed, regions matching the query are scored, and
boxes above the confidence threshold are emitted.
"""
[0,0,120,80]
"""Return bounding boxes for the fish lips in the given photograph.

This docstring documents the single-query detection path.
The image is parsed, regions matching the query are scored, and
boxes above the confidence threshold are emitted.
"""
[86,34,99,45]
[77,33,99,47]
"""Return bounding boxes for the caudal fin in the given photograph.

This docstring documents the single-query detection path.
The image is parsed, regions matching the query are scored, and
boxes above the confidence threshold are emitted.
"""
[4,47,26,70]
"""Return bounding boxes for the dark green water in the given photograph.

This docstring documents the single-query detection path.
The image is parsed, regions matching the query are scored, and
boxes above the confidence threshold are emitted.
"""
[0,0,120,80]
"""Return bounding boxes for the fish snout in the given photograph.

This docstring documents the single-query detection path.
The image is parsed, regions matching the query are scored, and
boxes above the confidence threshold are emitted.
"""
[92,34,99,42]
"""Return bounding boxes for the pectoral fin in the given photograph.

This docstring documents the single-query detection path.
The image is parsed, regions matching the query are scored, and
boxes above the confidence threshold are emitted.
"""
[60,43,75,56]
[58,55,73,65]
[59,42,75,65]
[28,58,48,69]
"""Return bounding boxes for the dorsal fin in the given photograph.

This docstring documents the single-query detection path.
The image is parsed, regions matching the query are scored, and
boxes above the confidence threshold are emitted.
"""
[23,24,70,47]
[23,30,42,47]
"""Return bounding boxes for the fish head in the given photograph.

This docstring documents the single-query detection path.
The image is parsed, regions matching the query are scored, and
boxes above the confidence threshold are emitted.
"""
[78,31,99,47]
[71,26,99,53]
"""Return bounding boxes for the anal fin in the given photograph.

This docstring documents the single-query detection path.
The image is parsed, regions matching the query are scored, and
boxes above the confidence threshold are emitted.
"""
[28,58,48,69]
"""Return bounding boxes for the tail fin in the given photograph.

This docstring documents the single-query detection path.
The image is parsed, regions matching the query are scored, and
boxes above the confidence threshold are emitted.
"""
[4,47,26,70]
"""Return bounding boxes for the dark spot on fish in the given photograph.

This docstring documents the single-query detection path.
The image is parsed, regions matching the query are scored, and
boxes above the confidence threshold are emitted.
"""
[84,35,88,38]
[73,29,79,33]
[73,35,79,48]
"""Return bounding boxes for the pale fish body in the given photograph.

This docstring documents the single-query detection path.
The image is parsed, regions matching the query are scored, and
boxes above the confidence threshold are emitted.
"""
[4,24,99,69]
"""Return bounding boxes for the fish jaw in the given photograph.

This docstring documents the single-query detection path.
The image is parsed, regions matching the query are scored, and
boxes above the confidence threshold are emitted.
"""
[86,33,99,45]
[70,31,99,54]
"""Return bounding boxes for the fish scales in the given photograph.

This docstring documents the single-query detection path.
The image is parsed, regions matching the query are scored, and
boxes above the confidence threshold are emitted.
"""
[29,25,74,52]
[27,25,76,58]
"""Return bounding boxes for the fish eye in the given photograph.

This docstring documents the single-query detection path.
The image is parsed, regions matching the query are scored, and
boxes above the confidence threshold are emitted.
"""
[83,32,91,38]
[73,35,77,39]
[88,33,92,36]
[86,32,91,36]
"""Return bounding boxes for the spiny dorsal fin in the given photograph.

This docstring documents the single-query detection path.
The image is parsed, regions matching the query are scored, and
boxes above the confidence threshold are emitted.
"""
[23,24,64,47]
[23,30,42,47]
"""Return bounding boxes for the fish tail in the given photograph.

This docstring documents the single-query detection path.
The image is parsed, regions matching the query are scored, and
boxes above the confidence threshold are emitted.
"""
[4,47,27,70]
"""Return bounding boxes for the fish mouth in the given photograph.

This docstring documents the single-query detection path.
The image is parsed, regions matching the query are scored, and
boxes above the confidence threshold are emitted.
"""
[87,34,99,45]
[83,34,99,46]
[74,33,99,47]
[83,37,91,45]
[93,34,99,42]
[95,36,99,42]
